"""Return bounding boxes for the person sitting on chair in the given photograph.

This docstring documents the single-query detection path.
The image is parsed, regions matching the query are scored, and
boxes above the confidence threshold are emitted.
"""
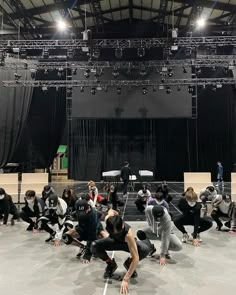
[135,184,151,213]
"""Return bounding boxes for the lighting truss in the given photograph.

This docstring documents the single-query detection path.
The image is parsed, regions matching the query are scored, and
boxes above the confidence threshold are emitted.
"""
[2,36,236,50]
[2,78,236,87]
[1,56,236,70]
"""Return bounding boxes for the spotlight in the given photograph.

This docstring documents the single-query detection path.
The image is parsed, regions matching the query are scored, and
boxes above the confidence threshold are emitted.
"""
[92,49,100,59]
[80,86,84,92]
[166,86,171,94]
[196,67,201,75]
[112,68,119,78]
[142,87,147,95]
[188,86,194,94]
[159,85,164,90]
[117,87,121,95]
[115,48,123,59]
[57,20,67,32]
[168,68,173,77]
[84,68,90,78]
[183,67,187,74]
[137,47,145,58]
[44,69,49,75]
[196,18,206,28]
[82,29,92,41]
[177,85,181,91]
[42,85,48,92]
[171,28,178,38]
[91,87,96,95]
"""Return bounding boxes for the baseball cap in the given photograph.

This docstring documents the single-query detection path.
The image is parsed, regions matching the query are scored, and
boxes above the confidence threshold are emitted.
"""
[76,199,89,218]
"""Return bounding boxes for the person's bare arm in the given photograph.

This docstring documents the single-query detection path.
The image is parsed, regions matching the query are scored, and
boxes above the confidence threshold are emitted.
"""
[124,229,139,280]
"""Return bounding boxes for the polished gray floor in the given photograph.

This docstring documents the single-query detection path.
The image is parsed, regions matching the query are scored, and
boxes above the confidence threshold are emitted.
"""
[1,220,236,295]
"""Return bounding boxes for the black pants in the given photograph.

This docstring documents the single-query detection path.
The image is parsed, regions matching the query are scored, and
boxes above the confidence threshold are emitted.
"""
[211,209,229,227]
[123,180,129,195]
[91,237,152,261]
[20,208,38,227]
[37,216,73,235]
[135,198,146,213]
[0,206,19,223]
[174,215,212,235]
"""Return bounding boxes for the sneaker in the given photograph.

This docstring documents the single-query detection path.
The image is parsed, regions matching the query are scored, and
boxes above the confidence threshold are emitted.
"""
[26,224,34,231]
[104,259,118,279]
[197,234,202,242]
[10,218,15,226]
[224,221,231,229]
[123,258,138,278]
[148,244,156,257]
[182,233,189,243]
[165,253,171,259]
[45,232,55,243]
[76,246,86,258]
[216,225,222,231]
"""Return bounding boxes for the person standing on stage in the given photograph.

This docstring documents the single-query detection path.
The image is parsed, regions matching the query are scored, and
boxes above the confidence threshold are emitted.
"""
[120,161,131,197]
[216,161,224,191]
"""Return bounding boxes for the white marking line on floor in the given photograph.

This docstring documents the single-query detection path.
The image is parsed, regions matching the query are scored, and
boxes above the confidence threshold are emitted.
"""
[102,193,129,295]
[168,186,183,214]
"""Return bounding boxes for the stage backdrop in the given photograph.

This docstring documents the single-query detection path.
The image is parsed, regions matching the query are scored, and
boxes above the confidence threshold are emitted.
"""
[72,67,192,119]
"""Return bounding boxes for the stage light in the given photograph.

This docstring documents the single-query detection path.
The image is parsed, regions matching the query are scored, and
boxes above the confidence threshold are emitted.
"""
[168,68,173,77]
[72,68,77,75]
[171,28,178,38]
[166,86,171,94]
[137,47,145,58]
[117,87,121,95]
[91,87,96,95]
[42,85,48,92]
[153,86,157,92]
[196,67,201,75]
[115,48,123,59]
[142,87,147,95]
[196,18,206,28]
[14,73,21,81]
[159,85,164,90]
[82,29,92,41]
[188,86,194,93]
[104,86,108,92]
[57,20,67,31]
[80,86,84,92]
[30,69,36,79]
[112,68,119,78]
[84,68,90,78]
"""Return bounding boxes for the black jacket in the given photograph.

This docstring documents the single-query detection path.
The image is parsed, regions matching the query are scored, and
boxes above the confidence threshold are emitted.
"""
[0,194,16,224]
[120,166,131,181]
[22,197,45,218]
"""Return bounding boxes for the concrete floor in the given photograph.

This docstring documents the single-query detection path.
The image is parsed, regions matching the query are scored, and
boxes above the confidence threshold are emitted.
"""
[1,221,236,295]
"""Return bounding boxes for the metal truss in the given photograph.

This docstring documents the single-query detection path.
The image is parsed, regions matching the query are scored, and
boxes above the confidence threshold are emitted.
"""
[2,78,236,88]
[2,36,236,50]
[1,56,236,70]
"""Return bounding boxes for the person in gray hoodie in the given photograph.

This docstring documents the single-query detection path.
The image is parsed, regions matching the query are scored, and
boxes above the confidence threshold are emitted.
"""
[142,205,182,266]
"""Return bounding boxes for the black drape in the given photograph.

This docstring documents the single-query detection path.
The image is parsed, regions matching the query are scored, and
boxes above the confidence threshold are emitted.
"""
[12,70,66,170]
[69,84,234,181]
[0,70,33,167]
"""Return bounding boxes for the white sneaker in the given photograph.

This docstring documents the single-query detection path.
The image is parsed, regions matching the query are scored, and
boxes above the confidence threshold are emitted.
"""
[197,234,202,242]
[182,233,189,243]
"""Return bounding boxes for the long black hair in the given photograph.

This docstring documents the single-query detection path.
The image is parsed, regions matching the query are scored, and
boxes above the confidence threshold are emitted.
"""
[106,215,123,233]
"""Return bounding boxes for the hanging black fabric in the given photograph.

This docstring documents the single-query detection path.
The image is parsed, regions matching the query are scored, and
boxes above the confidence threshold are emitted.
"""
[0,70,33,167]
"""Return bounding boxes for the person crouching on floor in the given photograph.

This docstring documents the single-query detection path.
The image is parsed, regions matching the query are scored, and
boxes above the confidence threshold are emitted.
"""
[63,199,108,263]
[143,205,182,265]
[91,209,155,294]
[20,190,45,232]
[135,184,151,213]
[173,190,213,246]
[37,194,73,246]
[0,187,19,226]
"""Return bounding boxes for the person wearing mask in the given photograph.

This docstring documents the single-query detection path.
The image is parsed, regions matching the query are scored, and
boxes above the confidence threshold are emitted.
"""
[91,209,155,294]
[37,194,73,246]
[156,181,172,203]
[143,205,182,265]
[174,191,212,246]
[216,161,224,191]
[88,181,108,206]
[120,161,131,197]
[0,187,19,225]
[135,184,151,213]
[211,194,235,231]
[199,185,217,213]
[63,199,107,263]
[61,187,77,216]
[42,185,55,203]
[20,190,45,231]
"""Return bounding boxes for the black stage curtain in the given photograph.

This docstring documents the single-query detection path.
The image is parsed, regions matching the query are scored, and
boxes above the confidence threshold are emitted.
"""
[0,70,33,167]
[12,70,66,170]
[70,83,234,181]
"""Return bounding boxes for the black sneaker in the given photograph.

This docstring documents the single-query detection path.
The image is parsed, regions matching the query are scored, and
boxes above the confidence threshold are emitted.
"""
[148,244,156,257]
[10,218,15,226]
[123,258,138,278]
[76,246,86,258]
[104,259,118,279]
[45,232,55,242]
[26,224,34,231]
[224,221,231,229]
[216,225,222,231]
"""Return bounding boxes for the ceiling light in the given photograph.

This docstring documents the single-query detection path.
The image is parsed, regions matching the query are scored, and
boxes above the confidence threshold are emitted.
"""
[196,18,206,28]
[57,20,67,32]
[142,87,147,95]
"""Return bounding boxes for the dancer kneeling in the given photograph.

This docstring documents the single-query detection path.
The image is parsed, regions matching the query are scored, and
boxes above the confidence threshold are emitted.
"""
[91,209,155,295]
[143,205,182,265]
[63,199,107,263]
[174,190,213,246]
